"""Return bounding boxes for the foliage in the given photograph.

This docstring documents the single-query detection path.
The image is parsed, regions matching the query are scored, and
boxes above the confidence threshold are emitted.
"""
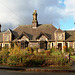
[45,50,50,56]
[51,50,62,57]
[21,55,45,66]
[39,51,45,55]
[11,42,14,48]
[66,46,74,54]
[32,46,38,51]
[0,55,2,64]
[0,47,9,63]
[45,55,68,66]
[9,44,22,56]
[7,44,23,65]
[0,44,70,66]
[7,56,22,66]
[0,46,2,51]
[26,47,34,54]
[33,50,38,55]
[50,47,56,53]
[70,56,75,59]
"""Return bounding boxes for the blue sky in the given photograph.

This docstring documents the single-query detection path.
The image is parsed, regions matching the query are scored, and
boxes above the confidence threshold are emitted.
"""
[59,0,75,30]
[0,0,75,31]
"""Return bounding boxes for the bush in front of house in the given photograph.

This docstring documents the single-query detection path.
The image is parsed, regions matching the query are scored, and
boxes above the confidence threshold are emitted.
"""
[7,44,22,66]
[26,47,34,54]
[67,46,74,54]
[51,50,62,57]
[50,47,56,53]
[45,50,50,56]
[0,46,2,51]
[0,55,2,64]
[0,44,71,67]
[44,55,69,66]
[21,55,45,67]
[0,47,9,63]
[64,46,74,54]
[7,56,21,66]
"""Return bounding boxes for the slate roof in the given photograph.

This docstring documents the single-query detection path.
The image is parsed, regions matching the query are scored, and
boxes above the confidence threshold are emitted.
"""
[17,32,32,40]
[13,24,57,41]
[1,24,75,42]
[36,31,49,40]
[4,29,12,34]
[65,30,75,41]
[55,28,64,33]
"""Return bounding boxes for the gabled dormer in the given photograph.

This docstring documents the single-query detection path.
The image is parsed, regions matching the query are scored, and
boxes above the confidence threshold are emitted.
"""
[36,31,49,41]
[54,28,65,41]
[17,32,30,41]
[3,29,12,42]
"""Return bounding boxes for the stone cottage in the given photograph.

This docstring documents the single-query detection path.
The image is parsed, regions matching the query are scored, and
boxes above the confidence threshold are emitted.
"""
[0,10,75,52]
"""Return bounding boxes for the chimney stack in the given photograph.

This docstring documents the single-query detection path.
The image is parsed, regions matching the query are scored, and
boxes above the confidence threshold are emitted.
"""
[32,10,38,28]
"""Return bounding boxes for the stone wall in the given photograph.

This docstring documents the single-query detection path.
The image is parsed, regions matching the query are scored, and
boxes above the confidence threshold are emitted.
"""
[29,42,39,48]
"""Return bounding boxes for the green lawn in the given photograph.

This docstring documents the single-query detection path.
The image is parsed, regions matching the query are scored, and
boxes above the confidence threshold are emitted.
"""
[70,56,75,59]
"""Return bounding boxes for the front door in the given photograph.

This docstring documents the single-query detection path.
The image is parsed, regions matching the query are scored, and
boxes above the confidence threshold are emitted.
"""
[58,43,62,50]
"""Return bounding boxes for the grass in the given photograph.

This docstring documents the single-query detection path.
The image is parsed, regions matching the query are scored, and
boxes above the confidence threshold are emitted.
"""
[70,56,75,59]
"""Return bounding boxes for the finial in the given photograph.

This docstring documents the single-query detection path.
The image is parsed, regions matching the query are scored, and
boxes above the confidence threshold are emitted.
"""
[33,10,37,15]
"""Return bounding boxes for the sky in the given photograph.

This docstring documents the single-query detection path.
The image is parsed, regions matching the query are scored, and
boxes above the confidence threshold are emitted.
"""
[0,0,75,31]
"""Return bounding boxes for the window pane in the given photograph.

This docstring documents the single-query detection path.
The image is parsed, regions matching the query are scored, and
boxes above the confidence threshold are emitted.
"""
[5,44,9,48]
[40,42,44,49]
[21,41,28,49]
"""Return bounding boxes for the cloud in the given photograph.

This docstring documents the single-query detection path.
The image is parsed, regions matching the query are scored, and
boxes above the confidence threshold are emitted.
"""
[0,0,65,31]
[64,0,75,20]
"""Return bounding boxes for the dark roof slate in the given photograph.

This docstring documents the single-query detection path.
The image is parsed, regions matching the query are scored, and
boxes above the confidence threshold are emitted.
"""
[13,24,57,41]
[55,28,63,33]
[65,30,75,41]
[17,32,32,40]
[36,31,49,39]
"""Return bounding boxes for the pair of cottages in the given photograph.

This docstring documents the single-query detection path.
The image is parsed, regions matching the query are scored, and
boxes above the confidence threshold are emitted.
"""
[0,10,75,52]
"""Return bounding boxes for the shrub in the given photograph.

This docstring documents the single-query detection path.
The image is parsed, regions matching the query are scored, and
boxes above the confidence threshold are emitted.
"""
[51,50,62,57]
[32,46,37,51]
[66,46,74,54]
[7,44,23,66]
[26,47,34,54]
[1,48,9,63]
[45,50,50,56]
[33,50,38,55]
[0,46,2,51]
[9,44,22,56]
[50,47,56,53]
[7,56,22,66]
[0,55,2,64]
[39,51,45,55]
[21,55,45,67]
